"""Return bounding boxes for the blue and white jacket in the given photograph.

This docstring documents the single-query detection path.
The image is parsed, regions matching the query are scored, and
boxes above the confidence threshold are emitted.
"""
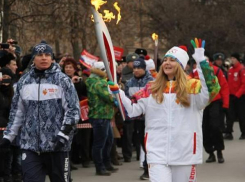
[4,63,80,152]
[125,71,154,120]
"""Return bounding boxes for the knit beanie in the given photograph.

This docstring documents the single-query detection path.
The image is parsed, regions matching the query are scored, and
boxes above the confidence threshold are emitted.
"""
[133,57,146,70]
[145,55,155,71]
[164,46,189,69]
[32,40,53,59]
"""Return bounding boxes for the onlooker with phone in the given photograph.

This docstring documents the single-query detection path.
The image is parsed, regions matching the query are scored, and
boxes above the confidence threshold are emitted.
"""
[62,58,91,168]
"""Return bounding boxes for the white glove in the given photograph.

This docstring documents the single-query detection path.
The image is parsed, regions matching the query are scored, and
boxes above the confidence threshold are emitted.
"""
[192,48,206,63]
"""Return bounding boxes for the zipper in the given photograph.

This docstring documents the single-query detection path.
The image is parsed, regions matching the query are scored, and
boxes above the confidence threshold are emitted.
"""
[166,81,172,166]
[37,76,41,154]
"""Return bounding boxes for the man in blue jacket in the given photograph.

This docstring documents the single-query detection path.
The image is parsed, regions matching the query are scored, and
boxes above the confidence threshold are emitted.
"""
[0,41,80,182]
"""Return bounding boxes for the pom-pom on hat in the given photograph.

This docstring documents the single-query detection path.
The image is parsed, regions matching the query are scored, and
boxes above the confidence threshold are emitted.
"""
[164,45,189,69]
[32,40,53,59]
[145,55,155,71]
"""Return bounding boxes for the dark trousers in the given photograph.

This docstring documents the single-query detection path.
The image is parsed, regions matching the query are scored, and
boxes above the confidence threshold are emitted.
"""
[71,128,92,164]
[21,150,71,182]
[122,120,134,160]
[90,118,113,172]
[226,95,245,134]
[135,120,148,173]
[203,100,225,153]
[6,146,21,175]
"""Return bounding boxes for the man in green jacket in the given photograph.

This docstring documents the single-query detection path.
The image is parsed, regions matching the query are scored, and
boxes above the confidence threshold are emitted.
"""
[86,61,118,176]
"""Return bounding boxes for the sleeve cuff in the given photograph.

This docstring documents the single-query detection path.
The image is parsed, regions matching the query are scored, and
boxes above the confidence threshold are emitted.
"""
[57,131,69,141]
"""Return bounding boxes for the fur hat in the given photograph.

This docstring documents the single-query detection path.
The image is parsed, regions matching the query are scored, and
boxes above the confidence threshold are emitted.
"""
[0,50,15,67]
[92,61,105,71]
[164,46,189,69]
[135,48,147,56]
[231,53,240,61]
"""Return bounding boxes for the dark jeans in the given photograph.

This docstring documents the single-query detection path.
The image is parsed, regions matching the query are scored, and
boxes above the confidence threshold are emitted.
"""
[226,95,245,134]
[134,119,148,173]
[71,128,92,164]
[203,100,225,153]
[21,150,71,182]
[90,118,113,172]
[122,120,134,160]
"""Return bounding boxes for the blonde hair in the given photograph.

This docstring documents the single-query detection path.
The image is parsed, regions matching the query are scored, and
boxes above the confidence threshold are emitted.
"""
[150,63,190,107]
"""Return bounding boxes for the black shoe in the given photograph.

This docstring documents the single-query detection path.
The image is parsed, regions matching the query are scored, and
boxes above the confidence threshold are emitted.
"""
[223,133,233,140]
[239,134,245,140]
[106,166,119,173]
[70,163,78,170]
[13,173,22,182]
[206,153,216,163]
[124,158,131,162]
[96,170,111,176]
[82,161,90,168]
[217,151,225,163]
[111,159,123,166]
[140,171,149,180]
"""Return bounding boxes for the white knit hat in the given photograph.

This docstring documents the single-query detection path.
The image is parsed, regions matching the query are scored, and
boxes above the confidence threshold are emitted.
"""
[164,46,189,69]
[145,58,155,71]
[92,61,105,70]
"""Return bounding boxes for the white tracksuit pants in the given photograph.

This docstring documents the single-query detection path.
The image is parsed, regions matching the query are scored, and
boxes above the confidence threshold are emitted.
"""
[148,164,197,182]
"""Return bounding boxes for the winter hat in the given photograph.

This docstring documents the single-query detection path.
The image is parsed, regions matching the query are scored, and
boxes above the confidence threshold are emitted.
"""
[92,61,105,71]
[82,69,91,77]
[135,48,147,56]
[133,57,146,70]
[145,55,155,71]
[213,53,225,61]
[126,53,139,63]
[231,53,240,61]
[0,50,15,67]
[31,40,53,59]
[164,45,189,69]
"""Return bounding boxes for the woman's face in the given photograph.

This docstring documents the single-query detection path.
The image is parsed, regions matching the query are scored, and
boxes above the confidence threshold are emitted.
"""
[162,57,178,79]
[64,64,76,77]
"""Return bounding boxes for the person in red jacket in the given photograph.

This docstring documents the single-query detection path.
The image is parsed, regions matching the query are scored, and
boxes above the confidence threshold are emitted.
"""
[190,57,229,163]
[224,53,245,140]
[202,63,229,163]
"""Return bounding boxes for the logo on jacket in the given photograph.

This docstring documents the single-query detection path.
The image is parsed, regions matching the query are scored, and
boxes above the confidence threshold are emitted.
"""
[234,72,238,81]
[43,89,47,95]
[42,88,58,96]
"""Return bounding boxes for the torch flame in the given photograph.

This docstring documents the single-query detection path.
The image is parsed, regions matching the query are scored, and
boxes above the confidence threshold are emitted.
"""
[91,0,107,11]
[114,2,121,24]
[103,10,115,22]
[152,33,158,41]
[91,0,121,24]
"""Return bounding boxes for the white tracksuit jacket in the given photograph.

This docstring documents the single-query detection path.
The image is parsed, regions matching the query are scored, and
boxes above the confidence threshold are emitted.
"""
[119,60,220,165]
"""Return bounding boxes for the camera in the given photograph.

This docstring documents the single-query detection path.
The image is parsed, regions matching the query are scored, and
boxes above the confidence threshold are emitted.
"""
[9,40,18,44]
[74,77,83,82]
[0,43,10,49]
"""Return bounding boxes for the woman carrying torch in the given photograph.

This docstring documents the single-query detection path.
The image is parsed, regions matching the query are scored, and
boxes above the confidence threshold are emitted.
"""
[108,38,220,182]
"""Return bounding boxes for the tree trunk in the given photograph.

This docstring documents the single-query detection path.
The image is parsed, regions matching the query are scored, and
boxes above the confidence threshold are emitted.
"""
[2,0,10,42]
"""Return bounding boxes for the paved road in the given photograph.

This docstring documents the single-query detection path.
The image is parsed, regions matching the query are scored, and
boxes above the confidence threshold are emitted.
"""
[48,122,245,181]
